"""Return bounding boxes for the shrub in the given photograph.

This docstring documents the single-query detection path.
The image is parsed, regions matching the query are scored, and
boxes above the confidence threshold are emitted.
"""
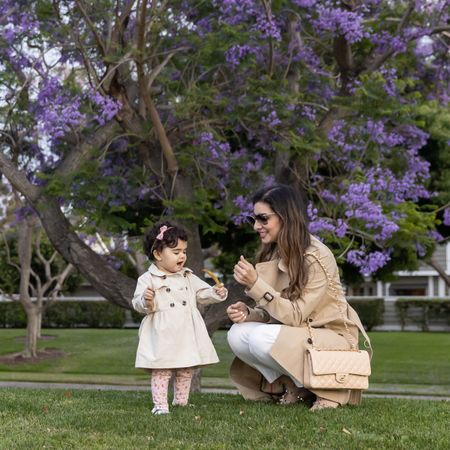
[395,298,450,331]
[347,297,384,331]
[0,300,126,328]
[0,302,27,328]
[130,308,144,324]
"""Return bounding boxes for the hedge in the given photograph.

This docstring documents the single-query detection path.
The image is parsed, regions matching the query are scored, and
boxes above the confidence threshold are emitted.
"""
[347,297,384,331]
[0,301,126,328]
[0,297,386,331]
[0,302,27,328]
[395,297,450,331]
[130,308,144,324]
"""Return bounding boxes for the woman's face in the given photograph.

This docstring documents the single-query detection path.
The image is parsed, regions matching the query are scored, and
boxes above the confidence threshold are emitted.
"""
[253,201,282,244]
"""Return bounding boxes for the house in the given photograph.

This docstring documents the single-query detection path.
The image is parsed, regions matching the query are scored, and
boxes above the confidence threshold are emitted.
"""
[346,243,450,331]
[346,242,450,298]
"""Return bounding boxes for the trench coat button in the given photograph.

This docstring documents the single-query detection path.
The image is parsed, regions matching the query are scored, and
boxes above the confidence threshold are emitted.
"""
[170,303,175,307]
[182,301,187,306]
[162,275,167,279]
[308,318,313,322]
[307,338,313,344]
[183,272,187,277]
[185,287,188,290]
[166,288,171,292]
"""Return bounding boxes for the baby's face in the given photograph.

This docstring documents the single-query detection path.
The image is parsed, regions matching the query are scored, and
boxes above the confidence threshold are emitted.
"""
[155,239,188,274]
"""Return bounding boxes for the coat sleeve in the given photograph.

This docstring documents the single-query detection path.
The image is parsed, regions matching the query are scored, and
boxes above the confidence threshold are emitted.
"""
[190,274,228,305]
[131,273,156,314]
[245,252,332,327]
[246,306,271,323]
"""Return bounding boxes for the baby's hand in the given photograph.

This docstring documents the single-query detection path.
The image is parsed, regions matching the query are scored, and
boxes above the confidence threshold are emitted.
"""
[143,287,155,310]
[213,284,227,299]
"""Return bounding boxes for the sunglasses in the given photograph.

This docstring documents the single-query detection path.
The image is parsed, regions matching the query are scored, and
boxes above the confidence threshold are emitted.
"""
[246,213,277,225]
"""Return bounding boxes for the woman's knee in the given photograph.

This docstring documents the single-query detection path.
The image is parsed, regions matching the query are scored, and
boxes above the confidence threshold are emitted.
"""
[227,322,258,352]
[247,325,279,358]
[227,323,246,351]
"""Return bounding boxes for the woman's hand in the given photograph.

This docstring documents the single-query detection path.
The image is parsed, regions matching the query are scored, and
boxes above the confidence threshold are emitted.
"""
[233,255,258,288]
[227,301,249,323]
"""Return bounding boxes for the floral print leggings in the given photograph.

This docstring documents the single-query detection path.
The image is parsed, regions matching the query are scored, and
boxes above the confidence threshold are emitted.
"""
[151,367,194,411]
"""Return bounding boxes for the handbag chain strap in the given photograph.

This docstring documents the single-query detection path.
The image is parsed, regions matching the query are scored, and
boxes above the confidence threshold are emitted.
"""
[304,252,372,356]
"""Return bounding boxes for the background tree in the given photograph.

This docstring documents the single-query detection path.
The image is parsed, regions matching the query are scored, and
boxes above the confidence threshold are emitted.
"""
[0,1,449,334]
[0,195,78,358]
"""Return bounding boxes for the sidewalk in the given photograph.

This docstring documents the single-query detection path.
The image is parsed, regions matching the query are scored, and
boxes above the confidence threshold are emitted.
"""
[1,380,449,401]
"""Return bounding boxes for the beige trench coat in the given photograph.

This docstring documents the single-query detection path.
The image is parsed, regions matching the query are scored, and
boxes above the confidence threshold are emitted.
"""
[229,236,370,405]
[132,264,227,369]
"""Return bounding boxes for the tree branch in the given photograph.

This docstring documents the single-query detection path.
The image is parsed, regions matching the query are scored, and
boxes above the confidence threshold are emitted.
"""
[135,0,178,174]
[74,0,107,55]
[0,152,41,203]
[359,1,415,74]
[426,257,450,288]
[261,0,275,77]
[55,121,119,178]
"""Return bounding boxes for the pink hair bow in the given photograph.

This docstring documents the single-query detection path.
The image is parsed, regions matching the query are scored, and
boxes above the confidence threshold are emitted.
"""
[156,225,171,240]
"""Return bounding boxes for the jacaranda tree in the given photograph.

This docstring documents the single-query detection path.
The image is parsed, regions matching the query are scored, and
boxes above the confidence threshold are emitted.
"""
[0,1,449,332]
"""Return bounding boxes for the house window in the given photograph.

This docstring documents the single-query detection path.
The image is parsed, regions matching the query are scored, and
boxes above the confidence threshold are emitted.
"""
[391,287,426,296]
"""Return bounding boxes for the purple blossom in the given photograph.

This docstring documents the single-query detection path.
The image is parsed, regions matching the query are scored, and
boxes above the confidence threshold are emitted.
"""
[415,243,426,258]
[293,0,318,7]
[262,110,281,128]
[214,0,256,25]
[225,45,257,67]
[89,91,122,125]
[313,6,365,44]
[443,208,450,227]
[232,195,254,225]
[34,77,86,145]
[428,231,444,242]
[335,219,348,238]
[347,248,392,276]
[254,11,281,41]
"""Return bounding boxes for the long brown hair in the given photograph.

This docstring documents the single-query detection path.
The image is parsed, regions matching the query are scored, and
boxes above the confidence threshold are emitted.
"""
[252,184,311,301]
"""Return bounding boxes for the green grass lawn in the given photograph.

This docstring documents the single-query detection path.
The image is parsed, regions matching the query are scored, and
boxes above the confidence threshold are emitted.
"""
[1,389,449,449]
[0,329,449,389]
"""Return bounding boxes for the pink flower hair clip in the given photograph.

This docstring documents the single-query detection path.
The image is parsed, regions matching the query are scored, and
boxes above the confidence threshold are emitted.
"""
[156,225,172,240]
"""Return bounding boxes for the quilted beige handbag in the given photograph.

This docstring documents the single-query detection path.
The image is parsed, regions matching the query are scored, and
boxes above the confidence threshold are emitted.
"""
[303,253,372,390]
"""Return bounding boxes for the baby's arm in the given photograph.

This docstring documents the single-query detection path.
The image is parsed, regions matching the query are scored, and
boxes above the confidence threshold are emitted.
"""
[192,274,228,304]
[132,273,156,314]
[143,288,155,311]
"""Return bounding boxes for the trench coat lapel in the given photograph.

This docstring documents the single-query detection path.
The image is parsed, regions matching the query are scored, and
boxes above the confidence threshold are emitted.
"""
[255,259,289,292]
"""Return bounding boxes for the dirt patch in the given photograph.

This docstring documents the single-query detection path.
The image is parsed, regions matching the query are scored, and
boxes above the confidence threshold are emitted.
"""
[0,348,67,364]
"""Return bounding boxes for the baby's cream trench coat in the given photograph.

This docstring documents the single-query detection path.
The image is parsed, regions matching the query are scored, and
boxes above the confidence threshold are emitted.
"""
[229,236,370,405]
[132,264,227,369]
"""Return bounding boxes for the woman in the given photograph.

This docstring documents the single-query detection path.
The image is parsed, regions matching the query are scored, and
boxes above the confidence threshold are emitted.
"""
[227,184,371,411]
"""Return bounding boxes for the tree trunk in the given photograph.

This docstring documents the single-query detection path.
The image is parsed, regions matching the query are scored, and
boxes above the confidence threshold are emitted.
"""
[35,197,135,309]
[23,304,39,358]
[426,257,450,288]
[37,310,42,339]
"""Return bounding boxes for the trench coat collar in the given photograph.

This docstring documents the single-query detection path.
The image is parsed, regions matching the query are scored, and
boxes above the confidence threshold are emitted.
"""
[255,258,288,273]
[148,263,193,278]
[256,235,320,275]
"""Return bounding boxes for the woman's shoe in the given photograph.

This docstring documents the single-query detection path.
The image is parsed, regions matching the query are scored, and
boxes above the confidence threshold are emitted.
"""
[279,386,314,405]
[276,375,314,405]
[310,397,339,411]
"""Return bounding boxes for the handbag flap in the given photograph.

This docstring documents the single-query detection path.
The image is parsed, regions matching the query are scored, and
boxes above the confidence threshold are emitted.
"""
[308,349,371,376]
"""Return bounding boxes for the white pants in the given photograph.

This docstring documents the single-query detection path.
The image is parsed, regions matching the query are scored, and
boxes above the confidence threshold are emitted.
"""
[227,322,302,386]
